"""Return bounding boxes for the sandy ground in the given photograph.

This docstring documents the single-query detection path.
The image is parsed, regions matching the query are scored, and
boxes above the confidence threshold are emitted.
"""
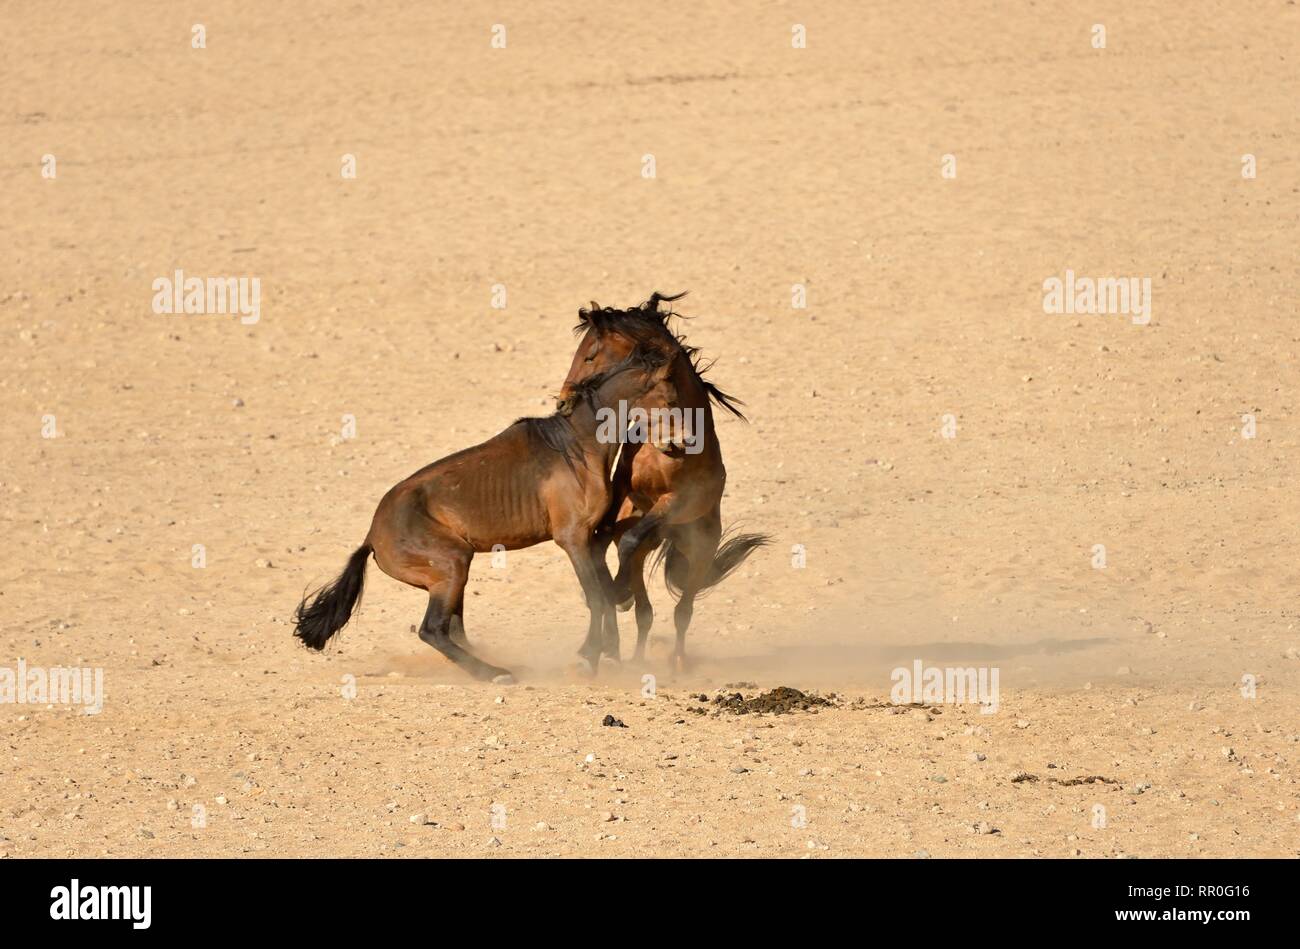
[2,1,1298,858]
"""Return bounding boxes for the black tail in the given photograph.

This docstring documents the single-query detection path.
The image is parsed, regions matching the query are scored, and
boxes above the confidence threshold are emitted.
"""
[654,530,770,599]
[294,544,371,650]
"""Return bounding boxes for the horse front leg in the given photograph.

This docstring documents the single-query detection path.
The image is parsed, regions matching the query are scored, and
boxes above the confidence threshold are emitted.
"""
[558,534,617,673]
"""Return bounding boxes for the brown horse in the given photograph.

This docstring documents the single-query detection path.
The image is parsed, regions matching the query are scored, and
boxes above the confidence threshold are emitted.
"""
[555,292,768,671]
[293,342,678,681]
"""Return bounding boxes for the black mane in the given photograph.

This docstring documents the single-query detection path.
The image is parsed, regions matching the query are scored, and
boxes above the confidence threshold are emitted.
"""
[573,291,748,421]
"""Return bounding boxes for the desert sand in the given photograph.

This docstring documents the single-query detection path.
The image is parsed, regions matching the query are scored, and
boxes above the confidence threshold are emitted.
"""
[2,1,1297,857]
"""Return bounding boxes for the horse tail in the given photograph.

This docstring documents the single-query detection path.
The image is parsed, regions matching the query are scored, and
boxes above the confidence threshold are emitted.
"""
[293,544,371,650]
[654,530,769,599]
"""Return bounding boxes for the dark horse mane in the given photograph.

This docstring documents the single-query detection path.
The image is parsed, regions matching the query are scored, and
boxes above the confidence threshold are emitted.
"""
[573,291,749,422]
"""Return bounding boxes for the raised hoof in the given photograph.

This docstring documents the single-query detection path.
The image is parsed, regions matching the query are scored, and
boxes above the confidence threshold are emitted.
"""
[491,673,516,686]
[615,597,634,613]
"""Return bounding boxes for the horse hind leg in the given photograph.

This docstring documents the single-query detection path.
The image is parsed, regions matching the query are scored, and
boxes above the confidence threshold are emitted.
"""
[665,516,722,674]
[376,533,511,683]
[611,526,660,660]
[448,603,469,648]
[630,566,654,662]
[417,592,511,683]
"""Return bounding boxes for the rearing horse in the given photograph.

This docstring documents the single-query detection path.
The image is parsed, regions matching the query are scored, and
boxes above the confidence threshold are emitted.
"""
[555,292,768,671]
[294,341,678,680]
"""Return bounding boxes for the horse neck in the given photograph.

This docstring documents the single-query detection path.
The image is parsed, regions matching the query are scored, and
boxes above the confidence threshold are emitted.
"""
[565,387,633,463]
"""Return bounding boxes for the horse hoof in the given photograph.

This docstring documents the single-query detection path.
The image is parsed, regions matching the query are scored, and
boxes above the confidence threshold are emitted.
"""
[599,655,622,671]
[491,673,516,685]
[615,598,634,613]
